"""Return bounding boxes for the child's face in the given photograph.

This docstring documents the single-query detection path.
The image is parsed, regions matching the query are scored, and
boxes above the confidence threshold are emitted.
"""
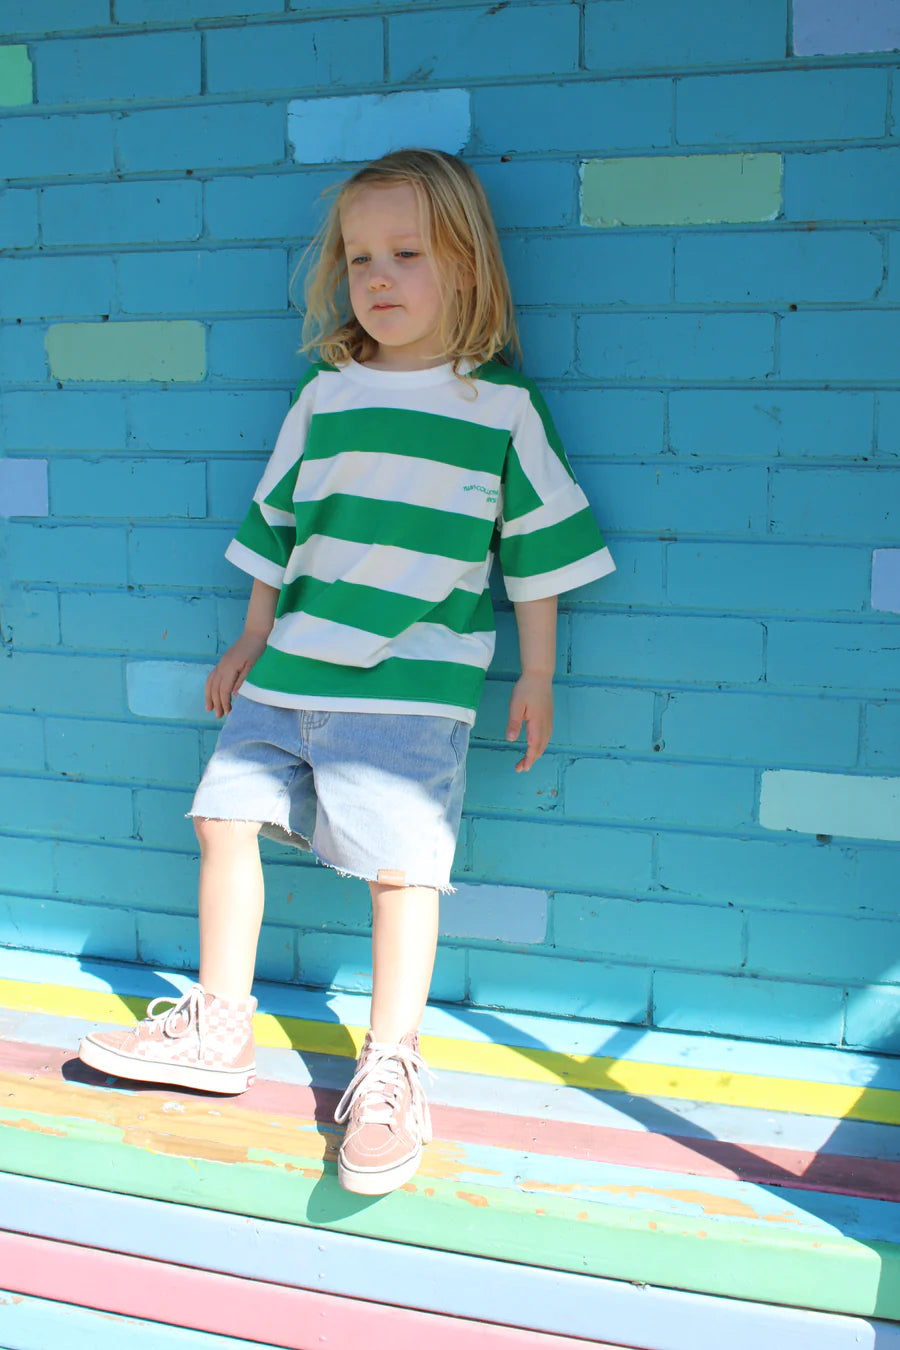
[341,183,449,370]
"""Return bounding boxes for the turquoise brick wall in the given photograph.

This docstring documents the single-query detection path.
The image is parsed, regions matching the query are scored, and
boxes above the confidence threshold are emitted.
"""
[1,0,898,1052]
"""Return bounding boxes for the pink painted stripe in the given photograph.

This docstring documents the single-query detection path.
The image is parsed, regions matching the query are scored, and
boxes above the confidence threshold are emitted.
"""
[2,1038,896,1202]
[0,1230,627,1349]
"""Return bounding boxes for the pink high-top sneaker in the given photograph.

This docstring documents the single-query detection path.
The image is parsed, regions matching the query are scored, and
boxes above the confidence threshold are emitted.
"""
[334,1030,433,1195]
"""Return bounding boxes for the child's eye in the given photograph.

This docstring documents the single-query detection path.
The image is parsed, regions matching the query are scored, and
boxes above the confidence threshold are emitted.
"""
[349,255,369,266]
[396,250,419,259]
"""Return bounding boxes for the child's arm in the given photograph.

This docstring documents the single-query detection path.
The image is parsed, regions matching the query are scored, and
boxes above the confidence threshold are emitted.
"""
[506,595,557,773]
[206,579,279,717]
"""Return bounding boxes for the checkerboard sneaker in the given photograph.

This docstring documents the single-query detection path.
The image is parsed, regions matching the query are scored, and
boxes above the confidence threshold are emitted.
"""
[78,984,257,1094]
[334,1030,433,1195]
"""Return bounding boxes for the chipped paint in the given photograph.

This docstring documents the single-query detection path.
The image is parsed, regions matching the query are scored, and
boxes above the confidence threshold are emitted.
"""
[592,1183,802,1225]
[456,1191,489,1208]
[6,1117,66,1138]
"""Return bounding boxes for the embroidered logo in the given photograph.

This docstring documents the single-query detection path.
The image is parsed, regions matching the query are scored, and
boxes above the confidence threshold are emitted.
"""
[463,483,499,503]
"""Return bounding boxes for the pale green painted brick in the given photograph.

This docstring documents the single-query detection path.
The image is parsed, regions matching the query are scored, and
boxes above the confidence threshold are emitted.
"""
[581,153,782,227]
[0,46,33,106]
[46,321,206,384]
[760,769,900,843]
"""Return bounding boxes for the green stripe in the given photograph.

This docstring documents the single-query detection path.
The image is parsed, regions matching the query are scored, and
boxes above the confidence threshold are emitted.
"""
[277,575,494,639]
[294,494,493,563]
[475,361,575,482]
[502,445,544,521]
[304,407,509,476]
[501,508,606,578]
[289,361,333,407]
[234,501,294,569]
[264,459,302,515]
[250,647,486,709]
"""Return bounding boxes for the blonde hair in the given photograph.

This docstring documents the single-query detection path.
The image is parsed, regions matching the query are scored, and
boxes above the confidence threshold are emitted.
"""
[297,148,520,373]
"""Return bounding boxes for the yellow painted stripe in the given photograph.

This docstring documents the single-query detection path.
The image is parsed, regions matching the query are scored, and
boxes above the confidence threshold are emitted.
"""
[2,977,898,1126]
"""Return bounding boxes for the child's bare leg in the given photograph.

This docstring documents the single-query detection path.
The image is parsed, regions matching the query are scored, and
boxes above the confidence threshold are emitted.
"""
[369,881,439,1042]
[194,817,264,1001]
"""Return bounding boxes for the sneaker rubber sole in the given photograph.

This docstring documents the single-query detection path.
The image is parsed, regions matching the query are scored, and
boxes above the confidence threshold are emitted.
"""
[78,1035,255,1095]
[337,1143,422,1195]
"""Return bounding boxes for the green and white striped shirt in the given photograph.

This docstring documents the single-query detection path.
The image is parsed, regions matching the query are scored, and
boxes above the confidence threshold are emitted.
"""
[227,358,615,723]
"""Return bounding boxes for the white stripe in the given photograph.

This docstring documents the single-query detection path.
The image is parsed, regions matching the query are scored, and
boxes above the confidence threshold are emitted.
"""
[296,450,500,519]
[250,381,316,503]
[511,397,578,504]
[500,480,592,539]
[504,547,616,602]
[283,534,492,599]
[316,368,527,433]
[241,683,476,725]
[225,538,286,589]
[269,612,495,670]
[258,501,294,527]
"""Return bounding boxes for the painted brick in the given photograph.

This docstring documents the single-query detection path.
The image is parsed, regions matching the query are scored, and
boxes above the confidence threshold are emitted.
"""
[60,593,217,658]
[571,613,763,686]
[0,188,38,248]
[389,5,578,83]
[515,313,574,381]
[0,256,115,321]
[0,713,44,773]
[780,312,900,384]
[0,652,125,717]
[289,89,470,165]
[547,390,665,459]
[503,234,671,307]
[879,393,900,458]
[46,321,206,385]
[118,250,286,318]
[657,830,898,916]
[1,0,109,32]
[675,231,883,304]
[0,775,133,841]
[129,527,236,589]
[0,45,32,105]
[846,986,900,1052]
[770,468,899,542]
[1,835,55,895]
[117,0,276,17]
[577,313,775,382]
[47,719,200,788]
[793,0,900,56]
[666,542,870,614]
[668,390,874,460]
[0,325,50,384]
[127,391,289,454]
[866,702,900,770]
[0,895,136,963]
[208,318,304,384]
[262,861,370,932]
[566,539,664,609]
[35,33,200,104]
[479,161,577,232]
[474,681,653,755]
[7,522,127,585]
[0,112,115,180]
[465,748,559,814]
[137,911,295,985]
[760,769,900,843]
[0,459,48,517]
[581,153,782,227]
[2,392,128,452]
[652,970,844,1047]
[470,818,652,893]
[55,840,196,910]
[441,883,548,944]
[660,691,860,769]
[554,894,742,969]
[0,586,60,647]
[297,930,466,1004]
[767,620,900,694]
[748,909,900,982]
[468,949,650,1024]
[473,79,671,155]
[585,0,789,71]
[872,549,900,613]
[204,171,341,243]
[216,596,251,650]
[126,661,216,722]
[51,458,206,521]
[785,148,900,222]
[565,757,756,830]
[889,233,900,304]
[207,461,266,522]
[207,19,382,96]
[134,786,196,850]
[41,182,202,247]
[676,69,889,147]
[578,463,767,537]
[117,103,285,174]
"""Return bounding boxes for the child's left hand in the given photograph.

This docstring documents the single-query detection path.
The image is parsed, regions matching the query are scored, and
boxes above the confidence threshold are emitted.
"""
[506,674,554,773]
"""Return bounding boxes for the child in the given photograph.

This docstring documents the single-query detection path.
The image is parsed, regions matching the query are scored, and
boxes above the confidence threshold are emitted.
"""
[79,148,615,1196]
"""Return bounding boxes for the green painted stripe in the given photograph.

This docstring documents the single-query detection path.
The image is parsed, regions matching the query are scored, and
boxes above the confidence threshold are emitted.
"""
[275,575,494,639]
[248,647,486,707]
[234,501,293,568]
[293,494,494,563]
[304,407,509,476]
[500,507,606,577]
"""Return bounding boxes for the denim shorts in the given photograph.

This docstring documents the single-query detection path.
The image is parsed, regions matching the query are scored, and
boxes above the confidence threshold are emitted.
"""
[189,695,469,891]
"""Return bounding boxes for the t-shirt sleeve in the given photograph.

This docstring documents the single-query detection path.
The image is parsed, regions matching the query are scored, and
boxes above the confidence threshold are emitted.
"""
[224,370,318,590]
[498,383,615,602]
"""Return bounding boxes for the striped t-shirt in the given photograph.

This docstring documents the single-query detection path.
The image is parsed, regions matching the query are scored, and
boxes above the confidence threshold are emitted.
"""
[227,357,615,723]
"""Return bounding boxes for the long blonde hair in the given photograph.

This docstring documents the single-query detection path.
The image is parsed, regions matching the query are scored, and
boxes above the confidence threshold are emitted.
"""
[298,148,520,372]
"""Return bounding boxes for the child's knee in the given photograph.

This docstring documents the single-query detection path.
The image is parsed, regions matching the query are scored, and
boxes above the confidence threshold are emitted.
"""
[193,816,261,849]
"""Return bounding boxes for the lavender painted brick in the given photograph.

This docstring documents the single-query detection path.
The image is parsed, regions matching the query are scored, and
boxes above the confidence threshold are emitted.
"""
[441,884,548,944]
[289,89,471,164]
[793,0,900,55]
[0,459,48,517]
[126,661,216,722]
[872,550,900,613]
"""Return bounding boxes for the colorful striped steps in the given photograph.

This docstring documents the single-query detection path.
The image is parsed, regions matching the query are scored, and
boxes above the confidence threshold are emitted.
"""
[1,951,899,1348]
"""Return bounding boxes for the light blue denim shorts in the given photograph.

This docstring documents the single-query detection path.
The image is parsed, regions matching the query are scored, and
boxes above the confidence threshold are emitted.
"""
[189,695,469,891]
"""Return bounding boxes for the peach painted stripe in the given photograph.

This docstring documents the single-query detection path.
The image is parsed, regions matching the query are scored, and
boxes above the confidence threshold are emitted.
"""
[0,1230,629,1350]
[3,1040,895,1203]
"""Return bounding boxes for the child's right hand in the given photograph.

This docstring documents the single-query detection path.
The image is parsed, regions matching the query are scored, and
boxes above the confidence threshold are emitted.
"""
[205,632,269,717]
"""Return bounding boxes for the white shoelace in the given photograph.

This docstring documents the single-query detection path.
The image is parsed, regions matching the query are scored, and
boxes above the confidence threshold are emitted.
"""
[334,1039,434,1138]
[143,984,207,1052]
